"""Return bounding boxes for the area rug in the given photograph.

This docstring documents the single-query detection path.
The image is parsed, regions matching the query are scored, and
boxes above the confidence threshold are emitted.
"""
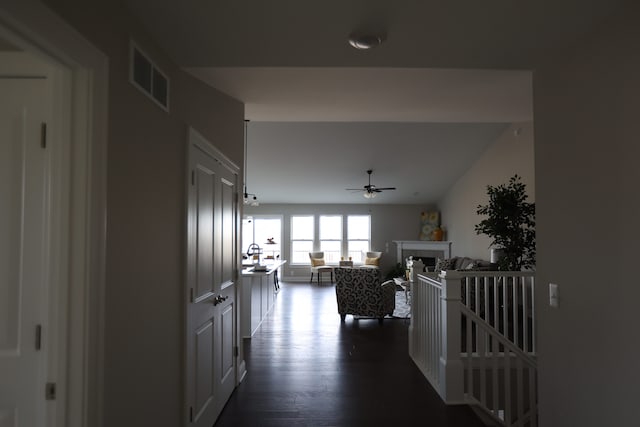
[350,290,411,320]
[391,290,411,319]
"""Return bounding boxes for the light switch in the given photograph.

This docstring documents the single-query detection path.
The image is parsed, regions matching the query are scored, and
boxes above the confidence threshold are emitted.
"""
[549,283,559,308]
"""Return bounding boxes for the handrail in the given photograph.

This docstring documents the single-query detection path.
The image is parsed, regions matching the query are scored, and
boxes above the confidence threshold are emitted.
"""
[417,272,441,288]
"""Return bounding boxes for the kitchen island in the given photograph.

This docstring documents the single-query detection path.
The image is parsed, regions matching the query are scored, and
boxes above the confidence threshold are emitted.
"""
[241,260,286,338]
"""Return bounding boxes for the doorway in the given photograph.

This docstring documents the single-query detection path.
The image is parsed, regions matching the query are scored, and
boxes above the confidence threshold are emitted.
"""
[0,5,107,427]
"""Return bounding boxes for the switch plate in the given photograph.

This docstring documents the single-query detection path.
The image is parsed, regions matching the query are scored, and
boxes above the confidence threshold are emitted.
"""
[549,283,559,308]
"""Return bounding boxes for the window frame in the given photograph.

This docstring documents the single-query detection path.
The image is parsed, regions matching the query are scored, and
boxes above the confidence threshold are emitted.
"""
[319,215,343,264]
[242,215,283,262]
[290,215,315,265]
[289,214,371,265]
[346,215,371,264]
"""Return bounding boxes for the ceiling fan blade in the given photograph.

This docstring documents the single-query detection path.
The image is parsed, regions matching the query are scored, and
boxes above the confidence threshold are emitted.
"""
[345,170,396,195]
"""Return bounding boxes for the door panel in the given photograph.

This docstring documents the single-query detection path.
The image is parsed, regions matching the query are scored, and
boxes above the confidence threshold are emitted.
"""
[188,148,218,426]
[0,78,49,427]
[219,302,235,394]
[220,178,234,286]
[195,166,215,301]
[186,130,238,427]
[216,176,236,408]
[193,320,214,422]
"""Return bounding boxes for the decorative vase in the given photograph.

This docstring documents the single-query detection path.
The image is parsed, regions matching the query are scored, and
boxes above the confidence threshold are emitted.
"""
[490,247,505,264]
[431,226,443,241]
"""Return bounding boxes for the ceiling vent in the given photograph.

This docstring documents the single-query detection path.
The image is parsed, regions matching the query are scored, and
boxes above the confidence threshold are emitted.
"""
[129,41,169,111]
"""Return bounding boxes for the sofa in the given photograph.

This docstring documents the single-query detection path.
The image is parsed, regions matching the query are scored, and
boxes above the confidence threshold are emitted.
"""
[334,267,395,323]
[434,256,493,273]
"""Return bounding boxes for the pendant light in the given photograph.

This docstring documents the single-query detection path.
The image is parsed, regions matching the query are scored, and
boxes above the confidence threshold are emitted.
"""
[243,119,259,206]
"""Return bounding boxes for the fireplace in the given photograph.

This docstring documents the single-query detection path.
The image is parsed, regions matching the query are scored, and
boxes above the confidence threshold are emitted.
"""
[411,256,437,269]
[393,240,452,268]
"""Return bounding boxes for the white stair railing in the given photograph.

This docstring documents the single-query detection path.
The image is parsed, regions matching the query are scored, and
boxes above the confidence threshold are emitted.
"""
[461,306,538,427]
[459,271,535,355]
[409,266,537,427]
[409,264,464,403]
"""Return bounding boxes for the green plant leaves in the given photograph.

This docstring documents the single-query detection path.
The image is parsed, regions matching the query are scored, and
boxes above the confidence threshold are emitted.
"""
[475,175,535,271]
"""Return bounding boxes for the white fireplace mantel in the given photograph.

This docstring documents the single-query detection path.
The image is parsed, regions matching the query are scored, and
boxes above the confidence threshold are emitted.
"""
[393,240,452,263]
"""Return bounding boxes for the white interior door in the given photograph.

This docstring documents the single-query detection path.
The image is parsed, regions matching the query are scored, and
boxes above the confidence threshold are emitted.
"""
[0,76,50,426]
[186,129,238,426]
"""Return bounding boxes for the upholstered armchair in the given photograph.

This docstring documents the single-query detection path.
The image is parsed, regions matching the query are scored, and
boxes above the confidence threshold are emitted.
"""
[334,267,395,323]
[309,252,334,284]
[359,251,382,269]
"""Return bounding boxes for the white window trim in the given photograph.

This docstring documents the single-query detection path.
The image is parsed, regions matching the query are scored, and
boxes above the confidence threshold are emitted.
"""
[290,215,314,265]
[346,215,371,264]
[319,215,343,264]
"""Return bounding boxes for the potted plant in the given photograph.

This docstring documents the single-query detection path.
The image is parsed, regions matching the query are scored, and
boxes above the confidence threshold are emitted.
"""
[475,175,535,271]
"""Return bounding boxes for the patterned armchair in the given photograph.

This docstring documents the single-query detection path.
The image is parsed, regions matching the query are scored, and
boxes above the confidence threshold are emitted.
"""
[334,267,396,323]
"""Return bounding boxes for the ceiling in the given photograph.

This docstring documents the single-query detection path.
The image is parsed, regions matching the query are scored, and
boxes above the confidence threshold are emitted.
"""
[123,0,624,204]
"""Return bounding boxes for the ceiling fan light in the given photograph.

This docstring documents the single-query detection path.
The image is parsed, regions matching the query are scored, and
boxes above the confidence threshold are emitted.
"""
[363,191,376,199]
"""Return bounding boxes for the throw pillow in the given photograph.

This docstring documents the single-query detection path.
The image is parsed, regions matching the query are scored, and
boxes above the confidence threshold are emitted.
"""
[364,257,380,266]
[456,257,474,270]
[435,258,456,272]
[310,258,325,267]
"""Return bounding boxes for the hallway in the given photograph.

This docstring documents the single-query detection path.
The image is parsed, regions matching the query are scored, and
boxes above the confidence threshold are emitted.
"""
[214,281,485,426]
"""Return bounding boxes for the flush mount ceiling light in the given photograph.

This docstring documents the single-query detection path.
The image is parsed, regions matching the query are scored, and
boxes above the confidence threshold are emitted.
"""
[348,32,386,50]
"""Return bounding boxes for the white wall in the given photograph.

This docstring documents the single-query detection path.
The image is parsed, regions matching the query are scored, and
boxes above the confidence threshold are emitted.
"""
[438,122,535,260]
[534,3,640,426]
[41,1,244,426]
[244,203,435,279]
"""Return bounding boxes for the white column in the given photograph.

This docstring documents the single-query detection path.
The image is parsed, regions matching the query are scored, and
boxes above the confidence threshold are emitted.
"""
[439,270,465,403]
[408,259,424,358]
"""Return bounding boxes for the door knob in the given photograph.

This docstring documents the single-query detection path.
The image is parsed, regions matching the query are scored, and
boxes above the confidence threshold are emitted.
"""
[212,295,228,306]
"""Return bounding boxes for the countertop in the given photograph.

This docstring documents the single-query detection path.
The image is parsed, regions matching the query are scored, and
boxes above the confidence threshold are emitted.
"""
[241,260,287,276]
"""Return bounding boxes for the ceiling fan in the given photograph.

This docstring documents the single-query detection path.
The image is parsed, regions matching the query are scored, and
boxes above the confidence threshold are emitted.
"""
[346,169,396,199]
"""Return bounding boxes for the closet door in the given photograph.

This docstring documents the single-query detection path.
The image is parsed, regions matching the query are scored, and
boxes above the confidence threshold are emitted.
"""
[185,129,238,426]
[0,77,49,426]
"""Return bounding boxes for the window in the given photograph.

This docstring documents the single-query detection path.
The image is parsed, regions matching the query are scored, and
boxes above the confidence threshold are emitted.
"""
[291,216,314,264]
[319,215,342,263]
[347,215,370,263]
[254,217,282,260]
[290,214,371,264]
[242,216,282,262]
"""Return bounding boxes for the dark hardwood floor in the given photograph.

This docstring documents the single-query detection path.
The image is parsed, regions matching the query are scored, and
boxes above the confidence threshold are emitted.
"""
[214,281,486,427]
